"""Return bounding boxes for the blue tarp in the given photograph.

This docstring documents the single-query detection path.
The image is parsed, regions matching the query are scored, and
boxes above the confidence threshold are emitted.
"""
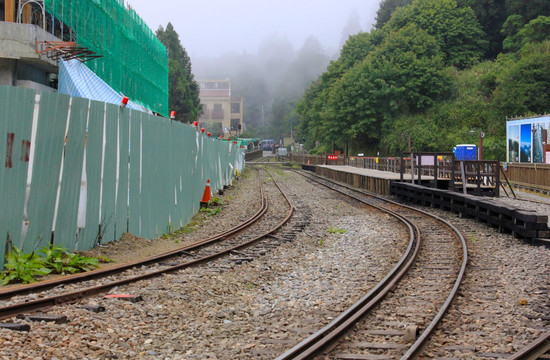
[58,59,152,113]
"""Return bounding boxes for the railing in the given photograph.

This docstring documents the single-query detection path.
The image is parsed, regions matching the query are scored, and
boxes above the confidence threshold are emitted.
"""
[450,160,500,197]
[504,162,550,190]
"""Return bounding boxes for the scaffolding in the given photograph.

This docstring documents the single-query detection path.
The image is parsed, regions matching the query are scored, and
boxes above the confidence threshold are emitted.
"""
[43,0,169,116]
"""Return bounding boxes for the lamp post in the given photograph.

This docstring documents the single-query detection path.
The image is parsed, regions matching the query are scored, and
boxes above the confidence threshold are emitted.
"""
[470,129,485,160]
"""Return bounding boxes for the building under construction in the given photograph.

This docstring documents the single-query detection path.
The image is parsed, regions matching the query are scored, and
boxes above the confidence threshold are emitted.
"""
[0,0,168,116]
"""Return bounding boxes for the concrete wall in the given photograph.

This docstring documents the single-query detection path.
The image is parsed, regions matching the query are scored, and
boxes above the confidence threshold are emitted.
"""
[0,57,15,85]
[0,22,59,88]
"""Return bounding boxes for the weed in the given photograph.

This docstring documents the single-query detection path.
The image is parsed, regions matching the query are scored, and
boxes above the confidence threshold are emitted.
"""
[174,226,195,234]
[200,207,222,216]
[318,238,325,246]
[0,245,101,285]
[96,255,115,263]
[469,231,477,242]
[40,245,99,274]
[210,197,224,206]
[327,227,347,234]
[0,247,51,284]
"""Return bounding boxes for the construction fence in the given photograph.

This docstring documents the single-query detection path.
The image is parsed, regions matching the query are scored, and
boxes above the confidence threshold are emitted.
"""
[0,86,244,268]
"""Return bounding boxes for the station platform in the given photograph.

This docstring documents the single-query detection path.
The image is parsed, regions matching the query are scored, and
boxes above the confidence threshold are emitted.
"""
[307,164,550,244]
[315,165,433,196]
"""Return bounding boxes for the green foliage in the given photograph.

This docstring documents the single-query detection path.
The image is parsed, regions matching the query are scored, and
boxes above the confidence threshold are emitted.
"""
[295,0,550,161]
[210,197,224,206]
[96,255,115,263]
[384,0,487,69]
[456,0,508,58]
[327,227,347,234]
[156,23,201,123]
[375,0,413,29]
[163,223,197,239]
[39,245,99,275]
[502,15,526,52]
[505,0,550,25]
[0,247,51,285]
[0,245,101,285]
[494,41,550,116]
[200,207,222,216]
[503,15,550,53]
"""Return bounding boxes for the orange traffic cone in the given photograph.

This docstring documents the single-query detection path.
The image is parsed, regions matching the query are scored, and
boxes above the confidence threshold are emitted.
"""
[200,179,212,208]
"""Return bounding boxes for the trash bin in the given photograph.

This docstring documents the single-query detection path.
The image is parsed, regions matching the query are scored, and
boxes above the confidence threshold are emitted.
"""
[454,144,477,160]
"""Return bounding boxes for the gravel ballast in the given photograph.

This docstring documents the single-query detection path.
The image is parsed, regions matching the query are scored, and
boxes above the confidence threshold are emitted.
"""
[1,166,548,360]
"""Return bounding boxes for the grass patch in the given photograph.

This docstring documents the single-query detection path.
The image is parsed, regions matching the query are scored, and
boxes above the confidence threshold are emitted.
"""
[200,207,222,216]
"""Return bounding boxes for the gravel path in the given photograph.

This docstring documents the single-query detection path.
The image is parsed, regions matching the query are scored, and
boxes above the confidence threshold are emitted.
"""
[0,166,548,360]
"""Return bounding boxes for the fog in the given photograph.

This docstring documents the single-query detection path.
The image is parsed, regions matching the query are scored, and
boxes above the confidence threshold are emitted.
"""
[127,0,382,136]
[127,0,380,59]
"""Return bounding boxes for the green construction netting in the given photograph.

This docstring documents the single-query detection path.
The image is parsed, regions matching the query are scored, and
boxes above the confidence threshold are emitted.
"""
[45,0,169,116]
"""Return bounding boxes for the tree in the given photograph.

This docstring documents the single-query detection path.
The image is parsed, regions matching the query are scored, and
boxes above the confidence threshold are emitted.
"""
[494,40,550,115]
[501,14,525,52]
[375,0,413,29]
[505,0,550,25]
[456,0,508,59]
[340,8,362,47]
[384,0,487,69]
[156,23,201,123]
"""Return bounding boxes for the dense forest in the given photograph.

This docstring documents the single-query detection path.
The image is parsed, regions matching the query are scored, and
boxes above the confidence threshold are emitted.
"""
[295,0,550,160]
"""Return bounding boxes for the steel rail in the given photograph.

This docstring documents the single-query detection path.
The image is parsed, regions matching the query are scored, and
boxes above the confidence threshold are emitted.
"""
[276,173,419,360]
[0,171,268,301]
[506,331,550,360]
[277,170,467,360]
[0,168,295,321]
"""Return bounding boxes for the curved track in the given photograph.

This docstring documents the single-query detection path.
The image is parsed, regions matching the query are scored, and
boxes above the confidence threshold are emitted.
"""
[276,169,468,359]
[0,168,296,322]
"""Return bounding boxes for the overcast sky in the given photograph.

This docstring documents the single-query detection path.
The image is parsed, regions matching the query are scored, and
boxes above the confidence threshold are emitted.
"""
[126,0,381,58]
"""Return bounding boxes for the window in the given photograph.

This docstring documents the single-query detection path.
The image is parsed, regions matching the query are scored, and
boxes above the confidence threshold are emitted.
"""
[212,104,224,119]
[231,103,240,113]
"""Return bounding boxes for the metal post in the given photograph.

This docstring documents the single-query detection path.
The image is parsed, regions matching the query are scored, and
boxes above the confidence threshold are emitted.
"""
[461,161,467,194]
[400,153,404,182]
[417,153,422,185]
[411,153,415,184]
[479,132,484,160]
[433,154,438,188]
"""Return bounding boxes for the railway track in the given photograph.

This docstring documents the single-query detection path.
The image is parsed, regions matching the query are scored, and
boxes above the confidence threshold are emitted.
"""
[506,331,550,359]
[275,169,467,359]
[0,168,299,326]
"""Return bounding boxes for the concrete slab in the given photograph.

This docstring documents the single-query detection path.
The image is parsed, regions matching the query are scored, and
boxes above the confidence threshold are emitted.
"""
[318,165,434,181]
